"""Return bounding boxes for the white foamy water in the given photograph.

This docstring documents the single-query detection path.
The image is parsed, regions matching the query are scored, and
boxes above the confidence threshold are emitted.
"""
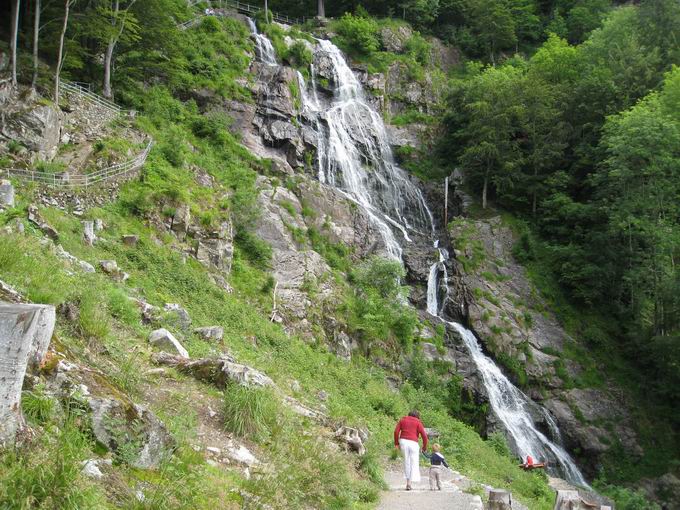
[246,18,277,66]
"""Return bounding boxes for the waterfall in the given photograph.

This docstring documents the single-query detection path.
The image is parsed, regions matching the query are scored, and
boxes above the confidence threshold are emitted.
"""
[252,26,588,487]
[246,18,277,66]
[447,321,589,487]
[427,246,449,316]
[306,39,435,259]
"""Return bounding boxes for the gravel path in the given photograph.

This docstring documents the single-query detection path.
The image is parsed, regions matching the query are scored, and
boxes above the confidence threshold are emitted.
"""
[377,465,484,510]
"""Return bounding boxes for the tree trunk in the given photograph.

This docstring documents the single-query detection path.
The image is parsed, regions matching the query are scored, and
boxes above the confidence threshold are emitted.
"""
[317,0,324,18]
[102,0,119,100]
[54,0,71,102]
[10,0,21,87]
[482,174,488,210]
[31,0,40,90]
[532,166,538,216]
[264,0,268,24]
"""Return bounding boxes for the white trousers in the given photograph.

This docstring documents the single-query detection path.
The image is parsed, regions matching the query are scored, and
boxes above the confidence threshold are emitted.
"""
[399,438,421,483]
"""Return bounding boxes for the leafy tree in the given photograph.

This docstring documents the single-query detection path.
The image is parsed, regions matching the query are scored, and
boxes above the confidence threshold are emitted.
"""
[565,0,610,43]
[455,65,524,208]
[464,0,517,62]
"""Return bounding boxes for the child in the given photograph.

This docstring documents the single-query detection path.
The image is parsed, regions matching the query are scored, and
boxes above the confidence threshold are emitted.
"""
[422,443,449,490]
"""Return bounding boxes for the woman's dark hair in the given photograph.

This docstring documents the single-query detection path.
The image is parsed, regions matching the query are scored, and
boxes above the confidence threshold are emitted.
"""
[408,410,420,419]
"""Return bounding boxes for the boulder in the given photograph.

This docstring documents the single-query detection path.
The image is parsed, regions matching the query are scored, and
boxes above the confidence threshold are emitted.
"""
[223,440,258,466]
[380,25,413,53]
[334,426,367,455]
[55,245,95,273]
[88,397,174,469]
[171,204,190,235]
[27,205,59,240]
[195,221,233,274]
[0,180,14,208]
[99,260,129,282]
[0,102,62,160]
[152,352,274,389]
[488,490,512,510]
[122,235,139,247]
[148,328,189,358]
[0,279,26,303]
[82,220,96,246]
[163,303,192,331]
[80,458,112,479]
[194,326,224,342]
[0,304,56,445]
[129,297,160,324]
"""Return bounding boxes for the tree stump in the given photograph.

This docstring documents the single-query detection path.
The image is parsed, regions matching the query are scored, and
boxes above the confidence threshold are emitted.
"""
[488,489,512,510]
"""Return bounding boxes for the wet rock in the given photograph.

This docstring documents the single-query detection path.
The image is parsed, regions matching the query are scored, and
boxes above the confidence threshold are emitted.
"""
[148,328,189,358]
[27,205,59,241]
[152,352,274,389]
[88,397,174,469]
[82,221,96,246]
[194,326,224,342]
[0,180,14,208]
[163,303,192,331]
[122,235,139,247]
[0,304,56,445]
[253,64,299,119]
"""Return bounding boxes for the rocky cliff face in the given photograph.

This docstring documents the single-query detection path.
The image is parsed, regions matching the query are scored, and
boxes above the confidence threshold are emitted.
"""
[446,216,643,476]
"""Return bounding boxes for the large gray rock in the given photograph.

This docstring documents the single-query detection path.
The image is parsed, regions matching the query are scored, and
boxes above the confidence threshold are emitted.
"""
[334,425,367,455]
[82,221,96,246]
[0,101,62,161]
[195,220,233,274]
[152,352,274,389]
[163,303,192,331]
[194,326,224,342]
[253,64,299,119]
[0,304,56,445]
[148,328,189,358]
[0,180,14,208]
[171,204,191,235]
[380,25,413,53]
[88,397,174,469]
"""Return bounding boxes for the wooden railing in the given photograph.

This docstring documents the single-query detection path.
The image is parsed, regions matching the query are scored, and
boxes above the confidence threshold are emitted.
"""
[1,140,152,189]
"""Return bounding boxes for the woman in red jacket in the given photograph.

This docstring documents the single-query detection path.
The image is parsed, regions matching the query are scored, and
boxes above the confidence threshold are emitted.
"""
[394,410,428,490]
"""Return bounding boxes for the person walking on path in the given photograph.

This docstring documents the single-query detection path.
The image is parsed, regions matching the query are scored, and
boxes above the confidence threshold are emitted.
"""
[394,410,428,490]
[422,443,450,491]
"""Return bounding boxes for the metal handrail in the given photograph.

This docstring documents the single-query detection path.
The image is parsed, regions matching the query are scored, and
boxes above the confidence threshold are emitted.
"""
[179,0,305,29]
[1,141,152,189]
[61,81,122,114]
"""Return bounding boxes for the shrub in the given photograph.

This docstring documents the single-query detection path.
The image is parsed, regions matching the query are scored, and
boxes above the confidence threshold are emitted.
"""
[335,13,380,56]
[285,41,313,69]
[234,229,272,270]
[223,384,279,441]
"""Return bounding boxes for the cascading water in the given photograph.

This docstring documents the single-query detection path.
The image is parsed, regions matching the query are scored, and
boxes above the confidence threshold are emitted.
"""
[246,18,277,66]
[426,251,588,486]
[254,27,588,487]
[305,39,435,259]
[448,322,589,487]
